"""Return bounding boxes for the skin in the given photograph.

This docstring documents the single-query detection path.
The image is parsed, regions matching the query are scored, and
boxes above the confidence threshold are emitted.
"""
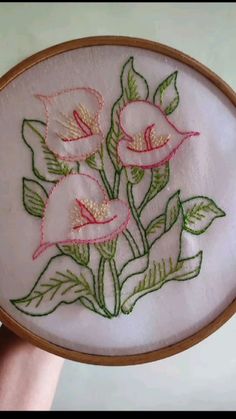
[0,325,64,411]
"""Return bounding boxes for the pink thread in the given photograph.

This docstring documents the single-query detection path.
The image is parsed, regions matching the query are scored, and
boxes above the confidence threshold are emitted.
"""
[73,110,93,136]
[144,124,155,151]
[73,215,117,231]
[117,100,200,168]
[36,87,105,162]
[33,173,130,260]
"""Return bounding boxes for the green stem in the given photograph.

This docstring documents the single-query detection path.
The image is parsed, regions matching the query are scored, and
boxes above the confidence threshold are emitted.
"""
[127,182,149,253]
[109,259,121,316]
[113,171,121,198]
[80,296,112,319]
[123,230,140,257]
[99,168,140,258]
[97,257,113,318]
[99,169,113,199]
[138,170,153,215]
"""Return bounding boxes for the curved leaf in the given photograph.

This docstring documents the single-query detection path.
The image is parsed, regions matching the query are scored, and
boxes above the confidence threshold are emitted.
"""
[165,190,181,231]
[22,177,48,218]
[138,163,169,214]
[153,71,179,115]
[59,243,90,266]
[95,239,117,260]
[11,255,94,316]
[106,57,149,172]
[22,119,72,182]
[183,196,226,235]
[126,167,145,184]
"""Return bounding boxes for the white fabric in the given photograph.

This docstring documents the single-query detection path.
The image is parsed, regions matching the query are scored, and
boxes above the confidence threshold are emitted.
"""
[0,45,235,356]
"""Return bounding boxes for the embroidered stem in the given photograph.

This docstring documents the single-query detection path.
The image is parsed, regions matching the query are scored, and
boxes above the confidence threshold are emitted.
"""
[113,172,121,198]
[79,296,112,318]
[99,169,113,199]
[109,258,121,317]
[127,182,149,253]
[123,230,140,257]
[99,168,140,257]
[97,257,113,318]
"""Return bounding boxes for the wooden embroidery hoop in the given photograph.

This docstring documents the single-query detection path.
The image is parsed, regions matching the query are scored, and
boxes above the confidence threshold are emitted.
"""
[0,36,235,366]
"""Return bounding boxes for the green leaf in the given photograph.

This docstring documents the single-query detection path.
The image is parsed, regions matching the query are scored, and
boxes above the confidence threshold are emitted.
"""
[153,71,179,115]
[138,163,169,214]
[22,177,48,218]
[146,214,165,245]
[106,57,149,172]
[86,152,103,171]
[59,243,90,266]
[119,253,149,285]
[126,167,145,184]
[121,199,184,314]
[95,239,117,260]
[11,255,94,316]
[22,119,72,182]
[165,190,181,232]
[121,251,202,314]
[183,196,226,235]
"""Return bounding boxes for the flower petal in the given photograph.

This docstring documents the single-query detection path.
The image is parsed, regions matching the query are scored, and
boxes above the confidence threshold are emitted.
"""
[33,174,130,258]
[118,101,199,168]
[37,87,104,161]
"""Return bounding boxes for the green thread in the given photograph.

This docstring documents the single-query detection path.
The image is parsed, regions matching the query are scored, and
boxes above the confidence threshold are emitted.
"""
[109,258,121,317]
[58,243,90,266]
[22,119,72,183]
[153,71,179,115]
[106,56,149,173]
[22,177,48,218]
[127,182,149,253]
[182,196,226,235]
[138,164,169,215]
[11,254,110,317]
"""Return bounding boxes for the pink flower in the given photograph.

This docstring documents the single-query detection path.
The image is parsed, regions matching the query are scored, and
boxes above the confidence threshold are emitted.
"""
[36,87,104,161]
[118,101,200,169]
[33,174,130,259]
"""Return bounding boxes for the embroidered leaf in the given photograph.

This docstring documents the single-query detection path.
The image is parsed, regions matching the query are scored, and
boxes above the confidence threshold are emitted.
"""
[119,253,149,285]
[183,197,226,235]
[106,57,149,172]
[126,167,145,184]
[95,239,117,260]
[146,214,165,245]
[22,119,72,182]
[153,71,179,115]
[11,255,94,316]
[22,177,48,218]
[121,251,202,314]
[59,244,90,266]
[165,190,181,231]
[138,163,169,214]
[86,152,103,171]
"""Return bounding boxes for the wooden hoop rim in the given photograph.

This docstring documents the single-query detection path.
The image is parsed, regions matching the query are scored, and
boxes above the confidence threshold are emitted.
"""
[0,36,235,366]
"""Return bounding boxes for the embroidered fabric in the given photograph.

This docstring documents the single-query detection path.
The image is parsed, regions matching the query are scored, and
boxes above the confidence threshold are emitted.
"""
[0,45,235,356]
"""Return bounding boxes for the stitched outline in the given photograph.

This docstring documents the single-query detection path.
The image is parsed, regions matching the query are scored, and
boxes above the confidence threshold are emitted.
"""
[117,100,199,169]
[33,173,130,259]
[37,87,105,162]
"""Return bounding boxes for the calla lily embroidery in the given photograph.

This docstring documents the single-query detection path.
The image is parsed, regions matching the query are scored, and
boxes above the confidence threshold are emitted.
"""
[33,173,130,259]
[14,56,225,319]
[36,87,104,161]
[118,101,199,169]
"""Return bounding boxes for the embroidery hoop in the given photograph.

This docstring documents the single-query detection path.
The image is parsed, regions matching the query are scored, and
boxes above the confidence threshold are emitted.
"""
[0,36,235,366]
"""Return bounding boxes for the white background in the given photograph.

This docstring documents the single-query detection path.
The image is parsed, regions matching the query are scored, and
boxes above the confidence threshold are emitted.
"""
[0,2,235,411]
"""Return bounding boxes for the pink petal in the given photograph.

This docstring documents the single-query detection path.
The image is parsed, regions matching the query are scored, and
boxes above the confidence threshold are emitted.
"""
[36,87,104,161]
[118,100,199,168]
[33,174,130,259]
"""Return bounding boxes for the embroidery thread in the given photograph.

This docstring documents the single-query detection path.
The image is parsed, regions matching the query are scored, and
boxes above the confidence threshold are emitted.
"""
[13,57,226,318]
